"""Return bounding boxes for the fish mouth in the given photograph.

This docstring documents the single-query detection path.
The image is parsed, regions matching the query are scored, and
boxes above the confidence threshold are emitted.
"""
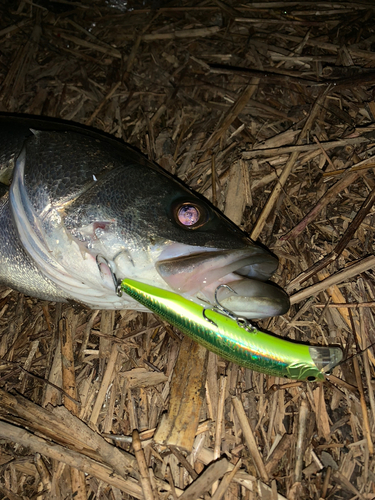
[156,246,290,319]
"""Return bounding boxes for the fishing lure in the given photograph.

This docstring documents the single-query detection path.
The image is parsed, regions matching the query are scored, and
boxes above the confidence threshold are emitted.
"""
[119,278,343,382]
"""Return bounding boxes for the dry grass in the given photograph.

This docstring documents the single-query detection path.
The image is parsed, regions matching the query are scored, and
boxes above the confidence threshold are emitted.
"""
[1,1,375,498]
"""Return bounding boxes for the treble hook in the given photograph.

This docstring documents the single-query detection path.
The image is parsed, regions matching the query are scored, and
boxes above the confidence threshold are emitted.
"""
[212,284,256,333]
[202,308,218,327]
[96,255,122,297]
[214,284,239,321]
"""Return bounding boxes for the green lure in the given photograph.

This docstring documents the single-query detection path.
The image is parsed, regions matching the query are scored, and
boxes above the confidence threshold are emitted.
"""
[119,278,342,382]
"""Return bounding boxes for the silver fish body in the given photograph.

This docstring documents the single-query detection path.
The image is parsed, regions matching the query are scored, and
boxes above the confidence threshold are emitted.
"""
[0,115,289,317]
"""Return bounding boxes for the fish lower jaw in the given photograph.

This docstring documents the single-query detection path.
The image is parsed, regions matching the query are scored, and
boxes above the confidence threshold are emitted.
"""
[193,274,290,320]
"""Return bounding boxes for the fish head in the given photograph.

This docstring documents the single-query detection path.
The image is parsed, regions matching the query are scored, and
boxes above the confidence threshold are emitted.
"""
[10,128,289,317]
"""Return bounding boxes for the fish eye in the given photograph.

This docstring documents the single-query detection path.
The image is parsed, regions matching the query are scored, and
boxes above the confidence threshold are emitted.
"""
[178,205,200,226]
[173,201,208,229]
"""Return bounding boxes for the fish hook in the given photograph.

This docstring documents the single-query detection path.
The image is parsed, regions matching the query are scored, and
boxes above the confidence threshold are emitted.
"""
[96,255,122,297]
[213,284,256,333]
[214,284,239,321]
[202,308,218,327]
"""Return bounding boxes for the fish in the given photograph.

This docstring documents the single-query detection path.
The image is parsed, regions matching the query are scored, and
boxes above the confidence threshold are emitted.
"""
[0,114,290,319]
[120,278,343,381]
[0,115,344,379]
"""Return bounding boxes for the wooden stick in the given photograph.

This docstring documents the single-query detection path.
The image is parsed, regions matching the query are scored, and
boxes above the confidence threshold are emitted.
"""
[123,35,142,82]
[59,311,78,415]
[178,458,229,500]
[325,375,357,393]
[212,0,242,18]
[289,255,375,304]
[335,184,375,257]
[332,470,366,500]
[320,466,332,499]
[251,91,328,241]
[277,32,375,62]
[314,302,375,308]
[154,337,208,452]
[362,351,375,429]
[166,465,179,500]
[132,429,155,500]
[212,375,228,494]
[214,377,227,460]
[224,160,247,225]
[0,388,137,477]
[211,154,217,206]
[313,135,335,170]
[232,396,269,483]
[169,446,198,480]
[242,136,368,159]
[89,343,119,428]
[322,161,375,178]
[290,183,375,282]
[35,453,51,495]
[78,309,100,362]
[55,32,122,58]
[85,81,121,126]
[0,18,29,38]
[211,459,242,500]
[353,357,374,455]
[70,468,86,500]
[59,312,87,499]
[281,169,360,243]
[265,433,294,475]
[102,419,213,446]
[294,399,309,482]
[0,421,143,499]
[209,63,320,87]
[98,310,115,358]
[142,26,220,41]
[201,78,260,161]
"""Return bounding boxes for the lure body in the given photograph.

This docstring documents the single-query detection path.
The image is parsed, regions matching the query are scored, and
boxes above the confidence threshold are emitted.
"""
[120,278,342,382]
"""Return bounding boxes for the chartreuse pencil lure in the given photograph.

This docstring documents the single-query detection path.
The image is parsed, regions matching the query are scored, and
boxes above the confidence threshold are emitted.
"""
[119,278,343,382]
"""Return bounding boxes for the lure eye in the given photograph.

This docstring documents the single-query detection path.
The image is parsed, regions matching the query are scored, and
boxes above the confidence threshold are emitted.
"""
[307,376,316,382]
[173,201,208,229]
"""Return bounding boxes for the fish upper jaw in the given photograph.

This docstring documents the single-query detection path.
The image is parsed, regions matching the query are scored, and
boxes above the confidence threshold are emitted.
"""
[156,248,276,293]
